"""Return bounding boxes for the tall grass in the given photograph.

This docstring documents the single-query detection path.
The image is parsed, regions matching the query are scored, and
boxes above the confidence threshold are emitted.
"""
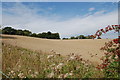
[2,42,104,78]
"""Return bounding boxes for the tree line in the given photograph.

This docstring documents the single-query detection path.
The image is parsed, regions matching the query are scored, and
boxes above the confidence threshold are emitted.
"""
[62,35,94,40]
[2,27,60,39]
[1,27,98,40]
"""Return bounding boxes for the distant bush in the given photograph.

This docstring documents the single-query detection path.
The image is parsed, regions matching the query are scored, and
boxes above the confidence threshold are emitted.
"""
[63,35,93,40]
[62,38,69,40]
[37,31,60,39]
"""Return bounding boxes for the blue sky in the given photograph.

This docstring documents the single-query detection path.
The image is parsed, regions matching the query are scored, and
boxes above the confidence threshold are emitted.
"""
[2,2,118,20]
[2,2,118,38]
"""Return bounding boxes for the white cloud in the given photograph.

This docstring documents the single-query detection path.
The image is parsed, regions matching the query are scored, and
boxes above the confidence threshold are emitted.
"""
[94,10,106,15]
[88,7,95,11]
[2,3,118,39]
[48,7,53,10]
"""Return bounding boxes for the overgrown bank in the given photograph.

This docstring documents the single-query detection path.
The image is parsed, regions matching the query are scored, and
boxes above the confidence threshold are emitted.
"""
[2,42,104,78]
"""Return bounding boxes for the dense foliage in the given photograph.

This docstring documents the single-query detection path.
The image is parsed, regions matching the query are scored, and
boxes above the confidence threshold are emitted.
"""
[70,35,93,39]
[91,25,120,78]
[2,27,94,40]
[62,35,93,40]
[2,27,60,39]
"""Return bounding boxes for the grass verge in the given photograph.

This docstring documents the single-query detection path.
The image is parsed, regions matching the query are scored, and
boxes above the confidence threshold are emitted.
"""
[2,42,104,78]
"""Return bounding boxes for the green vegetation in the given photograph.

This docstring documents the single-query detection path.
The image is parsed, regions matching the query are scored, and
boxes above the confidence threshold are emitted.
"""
[2,42,104,78]
[63,35,93,40]
[2,27,94,40]
[92,25,120,79]
[2,27,60,39]
[97,40,119,78]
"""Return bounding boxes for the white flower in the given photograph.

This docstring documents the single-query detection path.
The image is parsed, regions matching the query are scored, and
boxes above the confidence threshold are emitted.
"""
[31,74,36,78]
[85,63,89,67]
[35,71,38,75]
[50,64,56,67]
[64,73,69,78]
[18,73,24,78]
[56,63,64,69]
[81,61,85,64]
[69,73,73,76]
[47,55,54,59]
[70,71,73,73]
[55,52,61,56]
[28,69,32,74]
[47,72,54,78]
[58,74,64,78]
[50,49,54,52]
[18,65,21,68]
[69,56,75,60]
[11,70,14,74]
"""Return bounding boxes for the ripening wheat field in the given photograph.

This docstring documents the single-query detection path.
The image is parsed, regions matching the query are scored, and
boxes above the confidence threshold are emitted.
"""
[2,34,111,65]
[1,34,112,78]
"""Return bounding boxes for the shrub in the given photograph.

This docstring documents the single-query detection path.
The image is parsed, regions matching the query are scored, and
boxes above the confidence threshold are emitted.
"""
[91,25,120,78]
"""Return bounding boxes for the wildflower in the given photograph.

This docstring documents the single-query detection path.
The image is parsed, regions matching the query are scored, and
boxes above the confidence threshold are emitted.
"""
[47,55,54,59]
[18,73,24,78]
[8,47,11,50]
[8,72,11,76]
[69,56,75,60]
[76,66,80,70]
[18,65,21,68]
[11,70,14,74]
[81,61,85,64]
[50,64,55,67]
[69,73,73,76]
[58,74,64,78]
[28,69,32,74]
[35,71,38,75]
[47,72,54,78]
[64,73,69,78]
[96,66,100,70]
[56,63,64,69]
[100,57,104,61]
[51,49,54,52]
[55,52,61,56]
[71,71,73,73]
[113,39,118,44]
[85,63,89,67]
[104,53,109,55]
[31,74,36,78]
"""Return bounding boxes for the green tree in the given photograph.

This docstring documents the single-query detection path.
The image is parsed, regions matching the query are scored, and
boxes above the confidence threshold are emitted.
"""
[77,35,85,39]
[62,38,69,40]
[52,33,60,39]
[16,30,24,35]
[2,27,17,35]
[37,33,42,38]
[70,36,76,39]
[23,30,32,36]
[85,35,93,39]
[2,27,60,39]
[31,33,38,37]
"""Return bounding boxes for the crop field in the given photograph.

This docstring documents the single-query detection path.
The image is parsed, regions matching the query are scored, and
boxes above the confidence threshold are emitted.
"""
[2,34,111,65]
[2,42,104,78]
[2,34,117,78]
